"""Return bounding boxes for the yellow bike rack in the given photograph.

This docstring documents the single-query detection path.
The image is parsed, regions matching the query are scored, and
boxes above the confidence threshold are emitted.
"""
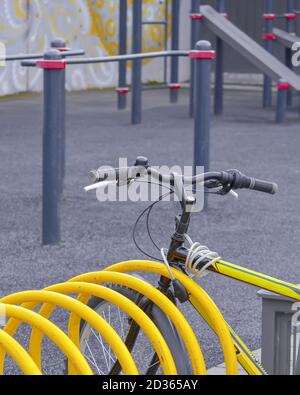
[0,328,41,375]
[0,260,240,375]
[68,272,207,375]
[0,303,92,375]
[1,285,177,375]
[102,260,239,375]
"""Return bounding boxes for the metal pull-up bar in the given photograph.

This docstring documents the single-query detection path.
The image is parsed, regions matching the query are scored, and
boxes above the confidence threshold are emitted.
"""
[2,39,84,62]
[21,42,215,245]
[22,50,189,67]
[117,0,182,114]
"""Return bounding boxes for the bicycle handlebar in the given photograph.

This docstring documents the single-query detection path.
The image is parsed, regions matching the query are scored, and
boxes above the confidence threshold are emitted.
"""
[86,157,278,196]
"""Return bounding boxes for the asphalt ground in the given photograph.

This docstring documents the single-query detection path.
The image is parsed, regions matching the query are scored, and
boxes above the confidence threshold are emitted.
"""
[0,87,300,373]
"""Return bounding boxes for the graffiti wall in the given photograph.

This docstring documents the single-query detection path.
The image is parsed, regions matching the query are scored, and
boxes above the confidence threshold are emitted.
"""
[0,0,190,96]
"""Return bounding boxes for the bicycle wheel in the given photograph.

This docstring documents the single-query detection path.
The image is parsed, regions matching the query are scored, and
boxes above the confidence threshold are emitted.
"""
[79,283,192,375]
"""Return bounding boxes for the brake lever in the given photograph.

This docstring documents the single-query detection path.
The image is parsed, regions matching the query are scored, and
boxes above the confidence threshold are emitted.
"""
[84,180,117,192]
[229,190,239,200]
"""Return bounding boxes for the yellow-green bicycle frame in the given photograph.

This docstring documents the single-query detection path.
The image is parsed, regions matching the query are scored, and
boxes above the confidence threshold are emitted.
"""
[203,260,300,375]
[107,259,300,375]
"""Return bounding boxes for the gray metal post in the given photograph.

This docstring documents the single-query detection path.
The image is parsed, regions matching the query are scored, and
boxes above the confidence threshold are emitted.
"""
[170,0,181,103]
[40,50,66,245]
[285,0,296,107]
[131,0,142,125]
[258,289,300,375]
[50,38,66,51]
[191,40,215,206]
[276,79,289,123]
[214,0,225,115]
[263,0,274,108]
[118,0,128,110]
[50,39,66,196]
[190,0,202,118]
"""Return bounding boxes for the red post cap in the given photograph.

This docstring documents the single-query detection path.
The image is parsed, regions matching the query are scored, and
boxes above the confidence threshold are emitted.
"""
[285,13,297,20]
[169,83,182,90]
[189,40,216,59]
[190,13,204,20]
[277,81,290,90]
[116,87,129,94]
[37,60,66,69]
[262,33,277,41]
[262,13,277,20]
[37,49,66,69]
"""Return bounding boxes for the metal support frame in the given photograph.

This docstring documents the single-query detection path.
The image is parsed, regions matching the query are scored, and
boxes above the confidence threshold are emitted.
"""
[190,0,202,118]
[276,79,290,123]
[191,40,215,207]
[285,0,296,107]
[143,0,170,85]
[131,0,143,125]
[119,0,182,117]
[214,0,225,115]
[40,50,66,245]
[263,0,274,108]
[50,39,67,195]
[22,49,192,244]
[170,0,181,103]
[118,0,128,110]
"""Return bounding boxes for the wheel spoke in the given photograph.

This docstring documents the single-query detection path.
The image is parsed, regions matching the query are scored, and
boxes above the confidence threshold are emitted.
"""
[84,338,103,375]
[117,307,126,339]
[91,328,116,365]
[79,292,162,375]
[101,310,112,369]
[83,350,105,375]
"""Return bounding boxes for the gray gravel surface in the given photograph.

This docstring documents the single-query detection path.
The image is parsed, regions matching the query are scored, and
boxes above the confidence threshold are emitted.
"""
[1,88,300,373]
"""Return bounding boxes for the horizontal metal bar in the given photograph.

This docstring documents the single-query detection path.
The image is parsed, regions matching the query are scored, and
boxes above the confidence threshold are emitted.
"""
[4,49,85,62]
[143,84,170,91]
[22,50,188,67]
[62,50,188,65]
[5,53,44,61]
[142,21,167,25]
[20,60,38,67]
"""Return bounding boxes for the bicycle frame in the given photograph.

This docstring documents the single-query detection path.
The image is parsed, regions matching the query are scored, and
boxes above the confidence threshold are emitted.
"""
[105,259,300,375]
[202,259,300,375]
[168,197,300,374]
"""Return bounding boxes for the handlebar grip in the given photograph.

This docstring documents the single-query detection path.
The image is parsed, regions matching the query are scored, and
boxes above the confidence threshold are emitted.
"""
[227,170,278,195]
[248,178,278,195]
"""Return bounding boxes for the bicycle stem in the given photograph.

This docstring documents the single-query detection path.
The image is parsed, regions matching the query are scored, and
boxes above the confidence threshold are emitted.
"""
[157,196,196,294]
[167,196,196,263]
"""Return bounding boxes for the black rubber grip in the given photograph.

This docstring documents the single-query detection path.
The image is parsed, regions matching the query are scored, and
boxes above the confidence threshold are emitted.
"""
[247,177,278,195]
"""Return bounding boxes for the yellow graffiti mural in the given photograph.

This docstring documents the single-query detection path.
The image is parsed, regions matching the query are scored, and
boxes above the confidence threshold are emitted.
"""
[0,0,174,95]
[87,0,172,55]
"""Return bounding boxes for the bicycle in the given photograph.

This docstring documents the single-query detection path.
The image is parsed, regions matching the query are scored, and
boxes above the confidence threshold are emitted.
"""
[80,156,300,375]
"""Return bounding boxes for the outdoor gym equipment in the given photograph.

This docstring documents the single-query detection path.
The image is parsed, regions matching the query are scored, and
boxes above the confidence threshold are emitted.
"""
[197,4,300,123]
[117,0,181,113]
[189,0,226,116]
[3,39,85,201]
[262,0,299,107]
[3,38,84,62]
[21,40,214,245]
[80,155,300,375]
